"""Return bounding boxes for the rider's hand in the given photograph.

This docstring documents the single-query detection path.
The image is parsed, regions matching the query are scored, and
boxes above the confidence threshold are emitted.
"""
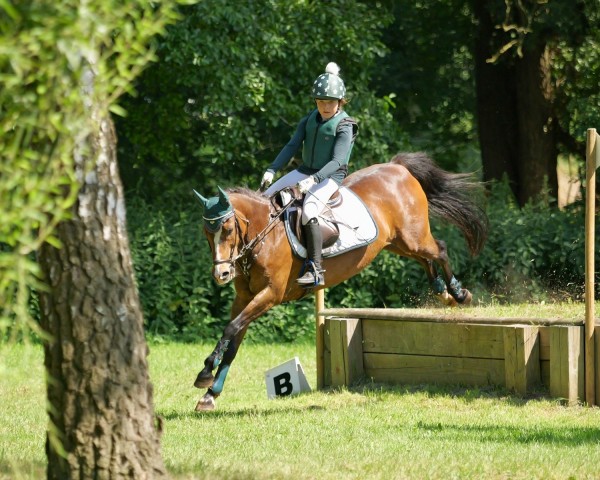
[297,176,316,193]
[260,171,274,190]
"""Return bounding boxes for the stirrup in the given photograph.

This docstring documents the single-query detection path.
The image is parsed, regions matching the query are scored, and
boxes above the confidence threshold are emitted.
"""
[297,260,324,287]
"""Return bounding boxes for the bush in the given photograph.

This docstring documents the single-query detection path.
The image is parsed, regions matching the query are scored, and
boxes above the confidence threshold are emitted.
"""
[126,181,590,343]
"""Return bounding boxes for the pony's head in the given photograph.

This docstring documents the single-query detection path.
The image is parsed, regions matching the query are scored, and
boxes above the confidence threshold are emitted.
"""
[193,187,238,285]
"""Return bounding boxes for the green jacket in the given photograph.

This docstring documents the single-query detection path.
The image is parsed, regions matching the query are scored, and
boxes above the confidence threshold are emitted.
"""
[302,109,351,171]
[268,109,358,185]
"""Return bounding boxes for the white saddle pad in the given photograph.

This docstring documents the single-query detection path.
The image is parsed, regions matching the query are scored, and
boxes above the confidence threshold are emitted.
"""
[283,186,379,259]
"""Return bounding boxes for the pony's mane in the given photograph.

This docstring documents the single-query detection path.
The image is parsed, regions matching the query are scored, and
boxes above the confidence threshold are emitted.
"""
[227,187,270,205]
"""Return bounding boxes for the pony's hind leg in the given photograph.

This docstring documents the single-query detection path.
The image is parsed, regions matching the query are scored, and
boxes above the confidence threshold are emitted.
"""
[388,237,472,306]
[419,258,457,307]
[429,239,472,305]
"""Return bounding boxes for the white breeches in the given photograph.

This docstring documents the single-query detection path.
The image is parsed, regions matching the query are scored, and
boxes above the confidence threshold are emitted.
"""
[264,170,339,225]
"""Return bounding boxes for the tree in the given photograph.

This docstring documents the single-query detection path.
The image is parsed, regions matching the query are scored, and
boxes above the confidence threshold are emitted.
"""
[373,0,479,172]
[375,0,599,206]
[1,1,182,477]
[38,103,168,480]
[115,0,403,197]
[472,0,597,205]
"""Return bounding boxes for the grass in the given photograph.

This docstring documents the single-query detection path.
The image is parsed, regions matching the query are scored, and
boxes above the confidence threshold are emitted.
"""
[2,302,600,479]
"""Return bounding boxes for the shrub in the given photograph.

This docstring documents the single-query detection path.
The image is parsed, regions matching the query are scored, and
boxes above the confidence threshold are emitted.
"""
[126,181,590,343]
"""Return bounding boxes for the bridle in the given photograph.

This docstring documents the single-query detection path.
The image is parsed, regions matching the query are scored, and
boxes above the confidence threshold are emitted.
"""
[208,191,296,277]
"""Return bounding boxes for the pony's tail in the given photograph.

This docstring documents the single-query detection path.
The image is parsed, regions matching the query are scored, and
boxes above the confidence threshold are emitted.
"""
[391,152,489,256]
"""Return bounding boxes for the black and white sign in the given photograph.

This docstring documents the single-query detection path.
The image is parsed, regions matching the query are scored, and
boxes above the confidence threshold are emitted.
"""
[265,357,311,399]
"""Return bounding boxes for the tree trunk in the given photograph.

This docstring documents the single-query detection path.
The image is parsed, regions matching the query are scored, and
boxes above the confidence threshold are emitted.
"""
[472,0,558,206]
[473,0,520,199]
[38,114,166,479]
[514,43,558,204]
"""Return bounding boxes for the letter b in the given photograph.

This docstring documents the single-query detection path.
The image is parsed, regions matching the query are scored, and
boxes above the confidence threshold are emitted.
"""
[273,372,293,396]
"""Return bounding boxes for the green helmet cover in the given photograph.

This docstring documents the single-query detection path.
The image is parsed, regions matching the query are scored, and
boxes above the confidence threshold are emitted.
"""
[311,62,346,100]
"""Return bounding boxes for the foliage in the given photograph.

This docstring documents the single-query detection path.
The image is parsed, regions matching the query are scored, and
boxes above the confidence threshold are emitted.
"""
[373,0,479,171]
[125,180,589,343]
[115,0,406,198]
[112,0,600,208]
[496,0,600,152]
[0,0,184,339]
[465,181,587,303]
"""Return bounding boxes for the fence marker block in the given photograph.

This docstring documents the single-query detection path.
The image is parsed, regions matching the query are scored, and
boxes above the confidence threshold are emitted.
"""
[265,357,311,399]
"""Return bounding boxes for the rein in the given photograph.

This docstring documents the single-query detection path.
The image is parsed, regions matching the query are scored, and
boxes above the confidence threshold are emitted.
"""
[215,191,296,277]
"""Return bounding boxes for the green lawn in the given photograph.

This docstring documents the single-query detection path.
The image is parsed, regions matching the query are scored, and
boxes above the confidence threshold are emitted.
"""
[2,333,600,479]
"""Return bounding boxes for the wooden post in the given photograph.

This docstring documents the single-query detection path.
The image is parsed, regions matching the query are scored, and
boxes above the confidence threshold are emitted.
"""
[503,326,540,395]
[328,317,364,387]
[549,326,584,405]
[585,128,597,406]
[315,288,325,389]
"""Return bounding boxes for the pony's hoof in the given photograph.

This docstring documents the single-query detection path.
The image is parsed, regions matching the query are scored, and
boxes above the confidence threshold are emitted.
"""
[457,289,472,305]
[193,371,214,389]
[436,291,457,307]
[195,394,216,412]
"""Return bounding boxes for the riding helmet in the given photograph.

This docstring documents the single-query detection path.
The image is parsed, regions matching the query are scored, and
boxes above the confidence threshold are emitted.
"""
[311,62,346,100]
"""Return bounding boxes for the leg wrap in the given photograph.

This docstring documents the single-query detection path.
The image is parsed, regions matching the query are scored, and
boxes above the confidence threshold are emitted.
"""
[432,275,447,295]
[211,364,230,395]
[448,275,469,302]
[212,339,230,370]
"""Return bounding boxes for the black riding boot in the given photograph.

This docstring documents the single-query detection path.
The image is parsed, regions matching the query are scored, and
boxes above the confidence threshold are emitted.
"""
[297,218,325,287]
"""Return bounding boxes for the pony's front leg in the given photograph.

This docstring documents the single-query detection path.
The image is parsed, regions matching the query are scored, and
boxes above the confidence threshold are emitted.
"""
[194,326,248,411]
[194,289,276,411]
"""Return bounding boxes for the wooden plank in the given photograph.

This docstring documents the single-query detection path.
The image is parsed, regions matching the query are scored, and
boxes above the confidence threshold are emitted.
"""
[345,318,364,385]
[503,326,540,395]
[549,326,584,405]
[364,353,504,387]
[539,327,550,360]
[539,328,550,387]
[323,319,331,387]
[329,318,345,387]
[362,320,504,359]
[541,361,550,387]
[320,308,586,326]
[328,318,364,387]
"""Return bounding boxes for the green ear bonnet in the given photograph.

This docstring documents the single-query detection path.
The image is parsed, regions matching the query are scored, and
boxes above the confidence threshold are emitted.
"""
[193,187,234,232]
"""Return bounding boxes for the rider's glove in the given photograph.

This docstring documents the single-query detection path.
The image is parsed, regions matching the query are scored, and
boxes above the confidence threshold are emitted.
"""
[297,176,316,194]
[260,171,274,190]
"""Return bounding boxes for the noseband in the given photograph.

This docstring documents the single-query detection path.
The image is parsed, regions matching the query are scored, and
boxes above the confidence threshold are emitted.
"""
[210,212,248,271]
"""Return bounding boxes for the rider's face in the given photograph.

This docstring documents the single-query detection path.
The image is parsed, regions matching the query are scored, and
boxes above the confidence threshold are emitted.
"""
[315,99,339,120]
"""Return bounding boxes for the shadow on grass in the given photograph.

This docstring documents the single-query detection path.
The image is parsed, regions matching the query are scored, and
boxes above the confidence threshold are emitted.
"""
[0,461,46,480]
[163,383,600,448]
[160,403,326,421]
[413,421,600,446]
[349,380,554,406]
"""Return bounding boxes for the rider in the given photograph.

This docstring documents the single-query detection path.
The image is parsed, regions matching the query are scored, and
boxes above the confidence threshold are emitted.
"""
[261,62,358,287]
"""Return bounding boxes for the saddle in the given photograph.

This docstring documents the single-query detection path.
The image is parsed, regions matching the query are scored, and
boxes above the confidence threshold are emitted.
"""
[272,187,342,248]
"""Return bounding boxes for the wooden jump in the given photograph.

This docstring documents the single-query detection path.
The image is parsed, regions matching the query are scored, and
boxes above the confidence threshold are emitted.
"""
[316,307,599,406]
[311,127,599,405]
